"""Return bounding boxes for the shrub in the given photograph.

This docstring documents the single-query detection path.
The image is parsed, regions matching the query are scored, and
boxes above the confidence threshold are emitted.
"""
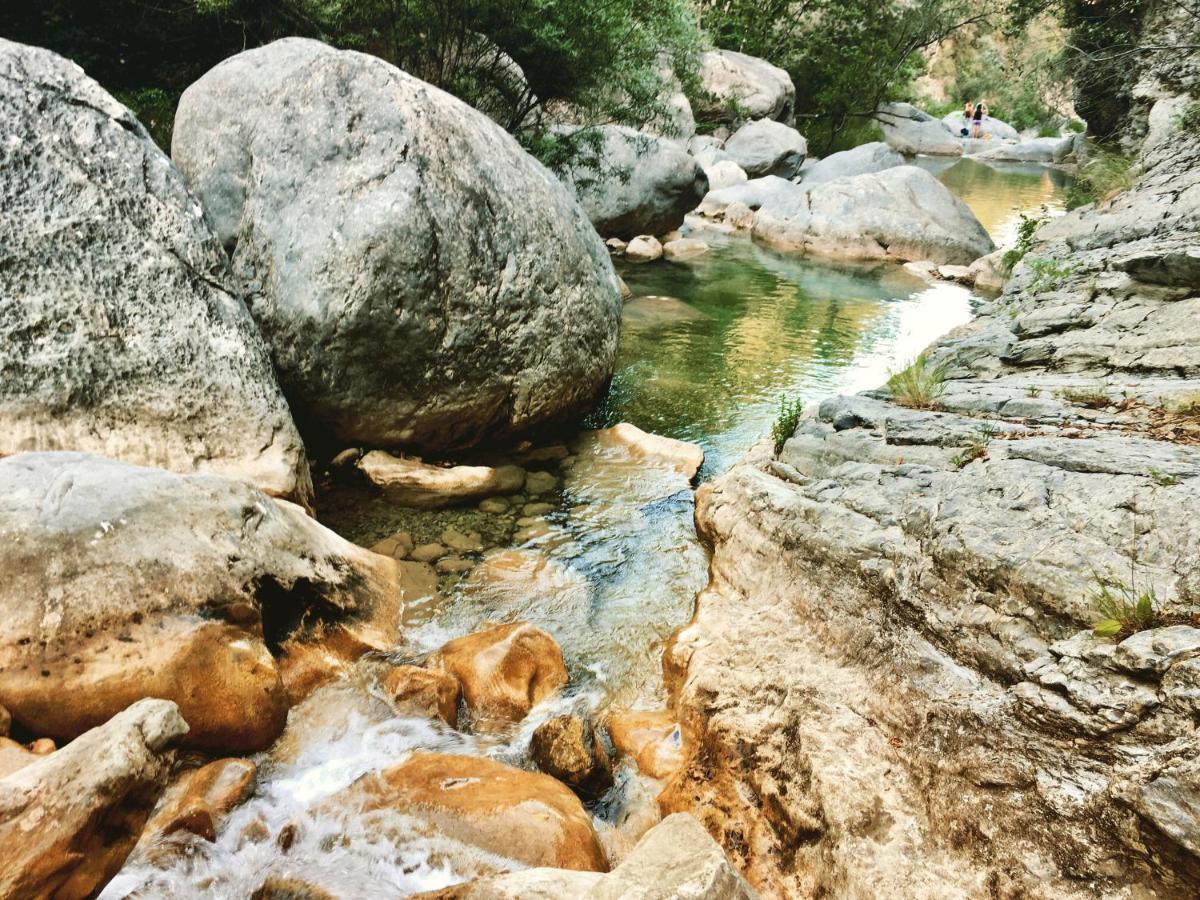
[1037,124,1060,137]
[887,354,949,410]
[1066,119,1086,133]
[1177,99,1200,135]
[1001,211,1045,273]
[771,396,804,455]
[1147,468,1180,487]
[1091,577,1163,639]
[1026,257,1079,291]
[1066,147,1136,209]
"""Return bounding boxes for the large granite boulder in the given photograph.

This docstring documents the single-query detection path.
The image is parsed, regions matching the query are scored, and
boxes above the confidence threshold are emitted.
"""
[974,136,1075,163]
[559,125,708,239]
[941,111,1020,141]
[0,453,407,753]
[0,39,310,504]
[173,38,622,453]
[694,49,795,126]
[0,699,187,900]
[876,102,962,156]
[801,141,905,185]
[707,168,993,264]
[723,119,807,178]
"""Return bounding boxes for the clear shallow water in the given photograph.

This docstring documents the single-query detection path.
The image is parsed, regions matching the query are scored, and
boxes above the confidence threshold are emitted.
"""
[107,157,1070,898]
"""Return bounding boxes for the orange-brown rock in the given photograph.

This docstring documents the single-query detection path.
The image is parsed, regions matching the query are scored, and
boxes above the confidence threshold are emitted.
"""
[590,422,705,479]
[356,452,526,509]
[251,875,339,900]
[0,699,187,900]
[0,736,36,779]
[0,702,10,736]
[139,757,257,848]
[605,709,684,780]
[28,737,56,755]
[381,664,461,726]
[530,714,613,800]
[430,622,568,726]
[343,751,607,872]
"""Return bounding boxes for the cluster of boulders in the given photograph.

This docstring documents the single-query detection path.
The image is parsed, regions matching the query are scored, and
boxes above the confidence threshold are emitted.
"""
[877,100,1082,163]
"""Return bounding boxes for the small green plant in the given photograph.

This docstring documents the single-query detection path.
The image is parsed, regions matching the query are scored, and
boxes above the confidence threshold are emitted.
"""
[949,428,991,469]
[1057,384,1111,409]
[1026,386,1042,398]
[1175,394,1200,418]
[1001,211,1045,273]
[1091,577,1163,639]
[1037,124,1060,138]
[1027,257,1079,291]
[887,354,949,410]
[1067,148,1136,209]
[1147,468,1180,487]
[771,396,804,455]
[1066,120,1086,134]
[1177,99,1200,135]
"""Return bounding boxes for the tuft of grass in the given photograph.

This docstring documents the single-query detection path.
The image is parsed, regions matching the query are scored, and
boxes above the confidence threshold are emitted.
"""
[1066,120,1086,134]
[1027,257,1079,291]
[1175,394,1200,418]
[1177,99,1200,135]
[771,396,804,455]
[1057,384,1110,409]
[1091,577,1164,639]
[1147,468,1180,487]
[949,429,991,470]
[1026,386,1042,398]
[1067,148,1136,209]
[1002,211,1045,274]
[887,354,949,410]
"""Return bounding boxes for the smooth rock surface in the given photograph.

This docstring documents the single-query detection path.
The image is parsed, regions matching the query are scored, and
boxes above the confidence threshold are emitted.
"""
[695,49,795,126]
[876,102,962,156]
[974,136,1074,163]
[357,452,526,509]
[381,664,462,726]
[0,39,310,504]
[723,119,807,179]
[703,159,749,191]
[662,238,709,262]
[174,38,621,453]
[800,142,905,185]
[590,423,705,479]
[625,235,664,263]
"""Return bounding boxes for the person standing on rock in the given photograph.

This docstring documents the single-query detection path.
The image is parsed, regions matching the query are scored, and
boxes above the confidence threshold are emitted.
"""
[971,100,988,138]
[961,101,973,136]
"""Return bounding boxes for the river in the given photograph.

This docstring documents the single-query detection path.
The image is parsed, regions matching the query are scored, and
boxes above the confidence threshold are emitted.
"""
[103,157,1072,898]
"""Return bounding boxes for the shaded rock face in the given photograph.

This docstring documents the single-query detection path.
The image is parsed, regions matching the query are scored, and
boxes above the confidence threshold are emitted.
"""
[0,39,310,505]
[530,714,613,800]
[974,135,1074,163]
[173,38,622,453]
[800,141,905,185]
[343,751,607,872]
[876,102,962,156]
[0,453,403,754]
[559,125,708,239]
[0,699,188,900]
[695,50,795,127]
[663,54,1200,897]
[723,119,807,179]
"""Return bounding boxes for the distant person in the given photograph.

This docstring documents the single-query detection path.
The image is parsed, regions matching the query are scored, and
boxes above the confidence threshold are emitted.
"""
[971,100,988,138]
[960,101,973,136]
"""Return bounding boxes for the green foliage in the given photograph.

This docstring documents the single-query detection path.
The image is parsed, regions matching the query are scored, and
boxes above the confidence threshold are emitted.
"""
[1037,124,1060,137]
[115,87,176,151]
[949,428,991,469]
[1001,211,1044,273]
[887,353,949,410]
[1026,257,1079,291]
[1026,386,1042,397]
[1066,147,1136,208]
[1090,576,1162,640]
[1065,119,1086,133]
[1177,100,1200,135]
[771,396,804,455]
[1147,468,1180,488]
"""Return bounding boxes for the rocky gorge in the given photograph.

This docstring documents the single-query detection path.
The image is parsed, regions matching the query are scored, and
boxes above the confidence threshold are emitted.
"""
[1,4,1198,899]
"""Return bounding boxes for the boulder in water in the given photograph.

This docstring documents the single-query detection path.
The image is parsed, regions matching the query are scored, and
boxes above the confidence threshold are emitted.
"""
[173,38,621,454]
[356,451,526,509]
[0,699,188,900]
[723,119,807,178]
[0,39,310,505]
[605,709,685,779]
[589,423,705,479]
[625,235,664,263]
[973,136,1075,163]
[704,159,749,191]
[695,49,795,126]
[135,757,257,854]
[381,664,462,727]
[663,238,709,262]
[531,714,614,800]
[559,126,708,239]
[430,622,569,726]
[968,249,1009,294]
[0,453,404,754]
[876,102,962,156]
[801,142,905,185]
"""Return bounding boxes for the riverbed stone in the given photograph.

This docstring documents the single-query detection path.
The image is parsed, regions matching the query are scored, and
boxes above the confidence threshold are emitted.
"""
[0,452,403,753]
[136,757,257,851]
[723,119,807,178]
[704,159,749,191]
[663,238,709,261]
[589,423,705,479]
[695,49,795,126]
[357,452,526,509]
[173,38,622,453]
[800,142,906,185]
[605,709,684,780]
[625,235,664,262]
[524,470,560,495]
[974,136,1074,163]
[968,249,1009,293]
[381,664,461,726]
[530,714,613,800]
[0,38,311,505]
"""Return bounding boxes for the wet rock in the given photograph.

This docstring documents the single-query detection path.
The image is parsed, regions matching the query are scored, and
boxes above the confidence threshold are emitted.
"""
[343,751,607,871]
[524,470,559,495]
[876,102,962,156]
[330,448,363,469]
[441,528,485,553]
[625,235,664,263]
[605,709,684,780]
[357,451,526,509]
[174,38,621,453]
[558,125,708,240]
[436,555,476,575]
[695,49,795,126]
[381,664,461,727]
[606,237,628,255]
[531,714,613,800]
[723,119,807,179]
[974,136,1074,163]
[0,699,188,900]
[590,422,704,479]
[478,497,510,514]
[430,622,568,726]
[663,238,709,261]
[523,502,556,516]
[622,295,711,330]
[370,530,414,560]
[251,875,339,900]
[137,757,256,849]
[936,264,973,283]
[0,39,310,505]
[801,142,905,185]
[411,543,447,563]
[0,452,402,753]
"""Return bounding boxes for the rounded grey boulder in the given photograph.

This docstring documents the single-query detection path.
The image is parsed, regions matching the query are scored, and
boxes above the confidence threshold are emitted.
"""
[723,119,808,179]
[801,142,905,185]
[559,125,709,239]
[695,49,795,126]
[173,38,622,452]
[0,39,310,504]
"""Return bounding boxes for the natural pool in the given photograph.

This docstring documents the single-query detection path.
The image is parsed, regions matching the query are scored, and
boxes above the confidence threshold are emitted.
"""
[106,156,1072,897]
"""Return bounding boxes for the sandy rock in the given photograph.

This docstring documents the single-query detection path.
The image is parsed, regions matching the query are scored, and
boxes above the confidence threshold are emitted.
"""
[430,622,569,726]
[329,448,362,469]
[381,664,461,726]
[605,709,684,780]
[357,451,526,509]
[442,528,485,553]
[436,556,476,575]
[0,699,188,900]
[0,453,402,753]
[0,39,310,505]
[967,249,1008,293]
[0,737,37,780]
[876,102,962,156]
[625,235,664,263]
[174,38,621,454]
[590,423,705,479]
[801,142,905,185]
[695,49,795,126]
[559,125,708,240]
[662,238,709,261]
[411,543,447,563]
[530,714,613,800]
[622,295,711,330]
[524,470,560,495]
[703,159,749,191]
[936,264,973,283]
[723,119,807,179]
[342,752,607,871]
[370,530,415,560]
[617,275,632,300]
[0,703,10,738]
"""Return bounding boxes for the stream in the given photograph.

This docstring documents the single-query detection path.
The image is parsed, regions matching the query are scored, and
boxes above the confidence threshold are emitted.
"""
[104,157,1072,898]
